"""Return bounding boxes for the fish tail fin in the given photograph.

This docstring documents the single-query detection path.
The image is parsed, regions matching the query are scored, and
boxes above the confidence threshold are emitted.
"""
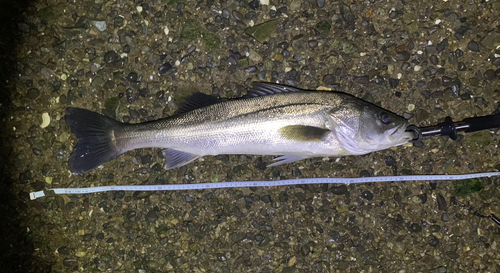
[65,107,124,174]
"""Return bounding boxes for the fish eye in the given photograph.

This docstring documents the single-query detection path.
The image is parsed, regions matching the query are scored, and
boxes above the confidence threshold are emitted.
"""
[379,112,391,124]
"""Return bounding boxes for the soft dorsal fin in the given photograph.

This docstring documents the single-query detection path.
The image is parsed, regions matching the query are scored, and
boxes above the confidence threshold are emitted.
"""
[175,92,221,114]
[245,82,304,98]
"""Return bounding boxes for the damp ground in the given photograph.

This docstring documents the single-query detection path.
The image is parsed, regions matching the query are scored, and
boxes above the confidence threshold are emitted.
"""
[1,0,500,272]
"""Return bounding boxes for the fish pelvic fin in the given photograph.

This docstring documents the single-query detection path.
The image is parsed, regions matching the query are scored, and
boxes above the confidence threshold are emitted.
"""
[65,107,124,174]
[162,149,201,169]
[267,155,311,167]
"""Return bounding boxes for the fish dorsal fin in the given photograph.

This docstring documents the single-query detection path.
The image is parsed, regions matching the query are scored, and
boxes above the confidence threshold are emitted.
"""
[278,125,330,142]
[175,92,221,114]
[246,82,304,98]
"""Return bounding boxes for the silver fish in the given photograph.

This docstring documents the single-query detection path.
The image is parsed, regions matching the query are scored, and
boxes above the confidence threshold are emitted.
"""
[65,82,413,174]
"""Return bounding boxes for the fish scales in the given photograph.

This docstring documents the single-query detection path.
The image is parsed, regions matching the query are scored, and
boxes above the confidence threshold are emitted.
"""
[118,92,338,151]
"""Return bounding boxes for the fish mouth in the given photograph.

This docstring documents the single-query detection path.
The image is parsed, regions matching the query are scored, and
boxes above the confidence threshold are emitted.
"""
[386,124,414,143]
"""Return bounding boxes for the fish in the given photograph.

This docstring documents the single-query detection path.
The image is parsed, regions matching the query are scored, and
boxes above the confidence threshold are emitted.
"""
[65,82,414,174]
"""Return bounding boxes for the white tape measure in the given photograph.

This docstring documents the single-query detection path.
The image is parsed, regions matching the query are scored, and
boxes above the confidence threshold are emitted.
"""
[29,172,500,200]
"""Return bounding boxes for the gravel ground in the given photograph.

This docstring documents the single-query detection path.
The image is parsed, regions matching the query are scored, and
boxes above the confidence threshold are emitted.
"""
[1,0,499,272]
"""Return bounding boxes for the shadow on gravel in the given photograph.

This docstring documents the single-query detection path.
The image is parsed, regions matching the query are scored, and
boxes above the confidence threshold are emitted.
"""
[0,0,51,272]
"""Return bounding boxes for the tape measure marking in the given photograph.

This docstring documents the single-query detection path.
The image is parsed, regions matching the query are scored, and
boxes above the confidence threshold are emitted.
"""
[29,172,500,200]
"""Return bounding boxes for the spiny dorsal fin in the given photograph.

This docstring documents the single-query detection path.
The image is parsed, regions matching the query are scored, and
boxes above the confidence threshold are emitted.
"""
[245,82,304,98]
[175,92,221,115]
[278,125,330,142]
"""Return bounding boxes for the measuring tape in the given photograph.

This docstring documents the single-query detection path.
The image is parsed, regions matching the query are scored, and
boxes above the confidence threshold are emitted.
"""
[29,172,500,200]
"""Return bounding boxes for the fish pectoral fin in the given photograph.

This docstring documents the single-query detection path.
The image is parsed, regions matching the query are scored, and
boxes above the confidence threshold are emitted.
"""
[279,125,330,142]
[267,155,311,167]
[162,149,201,169]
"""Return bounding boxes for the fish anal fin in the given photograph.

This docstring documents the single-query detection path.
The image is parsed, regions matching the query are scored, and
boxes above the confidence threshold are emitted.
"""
[162,149,201,169]
[175,92,221,115]
[279,125,330,142]
[267,155,310,167]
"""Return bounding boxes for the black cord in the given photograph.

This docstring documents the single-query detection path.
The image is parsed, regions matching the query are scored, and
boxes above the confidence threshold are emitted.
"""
[451,198,500,227]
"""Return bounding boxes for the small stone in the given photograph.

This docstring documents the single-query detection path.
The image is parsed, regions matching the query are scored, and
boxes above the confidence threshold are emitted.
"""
[145,210,158,223]
[457,62,466,71]
[63,258,78,268]
[127,72,138,82]
[441,76,452,86]
[375,76,384,84]
[114,17,124,28]
[431,91,443,98]
[354,76,369,84]
[401,62,411,71]
[436,194,447,210]
[480,32,500,49]
[27,88,40,100]
[244,195,254,204]
[484,69,496,80]
[40,112,50,128]
[361,190,373,200]
[467,41,480,52]
[52,81,61,91]
[261,195,271,203]
[441,213,449,222]
[317,0,325,8]
[436,39,448,53]
[308,40,318,49]
[395,51,410,61]
[248,0,259,9]
[389,78,400,89]
[428,236,440,247]
[403,112,413,119]
[322,74,335,85]
[104,51,119,66]
[384,156,396,166]
[216,253,227,262]
[389,10,399,19]
[244,66,257,72]
[359,170,371,177]
[408,223,422,233]
[91,20,107,31]
[187,45,196,54]
[430,55,438,65]
[331,185,347,195]
[232,10,244,21]
[159,62,173,75]
[428,225,441,233]
[418,193,427,203]
[141,154,151,164]
[58,246,70,255]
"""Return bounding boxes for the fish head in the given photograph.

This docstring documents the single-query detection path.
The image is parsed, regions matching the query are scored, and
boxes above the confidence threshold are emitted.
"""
[329,100,413,154]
